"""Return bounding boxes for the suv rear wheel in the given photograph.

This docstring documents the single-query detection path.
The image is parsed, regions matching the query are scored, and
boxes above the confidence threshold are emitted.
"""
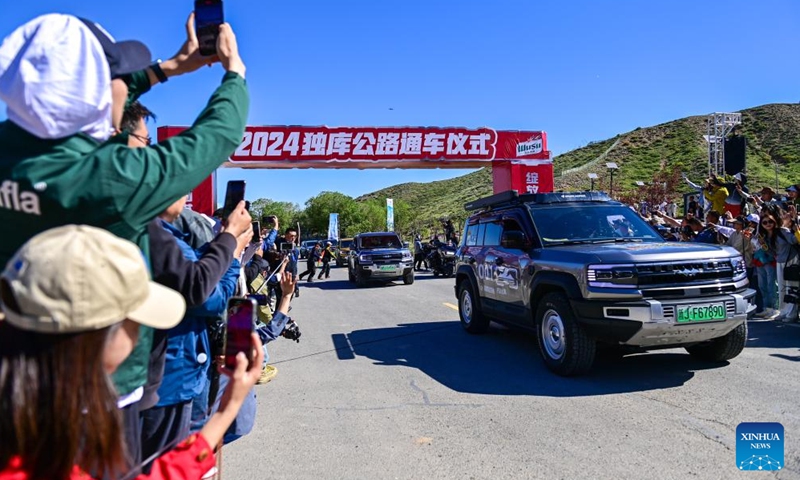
[403,270,414,285]
[458,280,489,334]
[535,292,596,376]
[685,322,747,362]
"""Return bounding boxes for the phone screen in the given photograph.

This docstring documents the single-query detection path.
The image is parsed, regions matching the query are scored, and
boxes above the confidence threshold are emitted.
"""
[280,242,293,251]
[223,180,245,216]
[195,0,224,56]
[252,221,261,243]
[224,297,255,370]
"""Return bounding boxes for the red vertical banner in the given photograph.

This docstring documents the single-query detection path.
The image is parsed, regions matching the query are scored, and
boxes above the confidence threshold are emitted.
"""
[186,174,216,217]
[156,126,216,216]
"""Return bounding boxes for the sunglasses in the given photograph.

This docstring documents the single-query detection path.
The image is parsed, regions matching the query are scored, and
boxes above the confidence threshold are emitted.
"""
[761,219,775,225]
[129,132,152,146]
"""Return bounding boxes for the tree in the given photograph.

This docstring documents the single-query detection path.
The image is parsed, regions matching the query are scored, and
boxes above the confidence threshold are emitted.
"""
[248,198,302,231]
[302,192,360,238]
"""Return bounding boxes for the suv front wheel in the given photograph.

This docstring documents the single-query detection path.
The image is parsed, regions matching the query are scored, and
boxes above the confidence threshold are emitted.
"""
[458,281,489,334]
[535,292,596,376]
[684,322,747,362]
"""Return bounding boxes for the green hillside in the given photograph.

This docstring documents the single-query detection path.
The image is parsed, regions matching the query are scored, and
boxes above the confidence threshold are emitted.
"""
[358,103,800,226]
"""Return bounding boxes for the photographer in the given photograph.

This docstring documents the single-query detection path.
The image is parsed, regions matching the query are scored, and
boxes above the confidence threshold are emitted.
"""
[299,243,321,282]
[191,263,299,446]
[141,195,251,470]
[318,241,335,279]
[121,101,253,470]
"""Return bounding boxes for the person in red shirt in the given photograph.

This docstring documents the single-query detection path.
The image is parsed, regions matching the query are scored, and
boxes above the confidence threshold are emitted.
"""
[0,225,263,480]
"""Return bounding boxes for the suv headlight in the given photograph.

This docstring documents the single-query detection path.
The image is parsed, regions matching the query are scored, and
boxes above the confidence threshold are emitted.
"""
[402,251,412,260]
[359,254,373,263]
[731,255,747,281]
[587,264,638,289]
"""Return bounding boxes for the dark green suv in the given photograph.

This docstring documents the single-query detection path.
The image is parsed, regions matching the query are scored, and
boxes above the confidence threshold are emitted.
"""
[455,190,755,376]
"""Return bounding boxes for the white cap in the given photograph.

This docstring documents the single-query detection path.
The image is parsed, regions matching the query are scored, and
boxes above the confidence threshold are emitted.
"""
[1,225,185,333]
[746,213,760,224]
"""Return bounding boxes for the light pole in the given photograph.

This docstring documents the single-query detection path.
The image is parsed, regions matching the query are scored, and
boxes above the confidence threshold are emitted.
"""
[606,162,619,198]
[588,173,598,191]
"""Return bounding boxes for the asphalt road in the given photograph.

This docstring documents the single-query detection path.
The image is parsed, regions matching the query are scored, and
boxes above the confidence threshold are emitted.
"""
[223,266,800,480]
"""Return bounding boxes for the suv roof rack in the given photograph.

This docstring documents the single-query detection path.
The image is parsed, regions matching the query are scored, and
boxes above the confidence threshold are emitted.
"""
[464,190,614,212]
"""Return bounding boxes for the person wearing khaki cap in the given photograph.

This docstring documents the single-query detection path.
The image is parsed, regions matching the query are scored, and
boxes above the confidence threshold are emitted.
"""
[0,225,264,480]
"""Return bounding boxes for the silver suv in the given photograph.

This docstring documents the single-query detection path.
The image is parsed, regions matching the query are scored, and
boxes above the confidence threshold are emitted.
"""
[455,190,756,376]
[348,232,414,287]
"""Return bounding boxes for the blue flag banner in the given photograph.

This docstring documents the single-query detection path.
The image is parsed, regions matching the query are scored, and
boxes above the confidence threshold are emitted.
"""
[387,199,394,232]
[328,213,339,241]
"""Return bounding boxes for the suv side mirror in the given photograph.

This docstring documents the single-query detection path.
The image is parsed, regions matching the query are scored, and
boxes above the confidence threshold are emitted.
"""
[403,242,409,248]
[501,231,528,250]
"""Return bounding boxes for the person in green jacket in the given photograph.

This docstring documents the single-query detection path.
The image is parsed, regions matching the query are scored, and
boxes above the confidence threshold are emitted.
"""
[0,12,249,403]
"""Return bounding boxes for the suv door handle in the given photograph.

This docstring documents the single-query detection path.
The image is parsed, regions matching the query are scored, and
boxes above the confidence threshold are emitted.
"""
[494,258,504,266]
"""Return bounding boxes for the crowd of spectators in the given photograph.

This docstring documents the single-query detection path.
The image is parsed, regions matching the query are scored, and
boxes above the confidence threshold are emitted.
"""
[0,12,301,480]
[636,174,800,323]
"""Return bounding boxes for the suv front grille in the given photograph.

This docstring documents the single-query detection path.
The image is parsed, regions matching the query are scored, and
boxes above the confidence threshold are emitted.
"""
[371,253,404,265]
[643,284,737,299]
[637,261,734,286]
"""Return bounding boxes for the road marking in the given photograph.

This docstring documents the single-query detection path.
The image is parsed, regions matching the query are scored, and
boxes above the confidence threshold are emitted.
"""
[443,302,458,311]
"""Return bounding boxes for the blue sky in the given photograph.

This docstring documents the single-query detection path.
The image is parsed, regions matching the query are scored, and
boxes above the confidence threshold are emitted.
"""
[1,0,798,207]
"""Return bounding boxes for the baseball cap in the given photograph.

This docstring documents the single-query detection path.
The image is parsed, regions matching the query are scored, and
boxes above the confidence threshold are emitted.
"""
[732,216,745,225]
[79,18,152,78]
[746,213,760,224]
[760,186,775,195]
[786,185,798,193]
[0,226,185,334]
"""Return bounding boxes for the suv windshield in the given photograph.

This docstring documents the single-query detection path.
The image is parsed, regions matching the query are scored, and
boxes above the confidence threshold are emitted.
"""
[359,235,402,249]
[340,240,353,249]
[529,204,663,245]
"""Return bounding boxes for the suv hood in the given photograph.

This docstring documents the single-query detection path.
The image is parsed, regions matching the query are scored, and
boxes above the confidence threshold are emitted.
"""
[545,241,739,264]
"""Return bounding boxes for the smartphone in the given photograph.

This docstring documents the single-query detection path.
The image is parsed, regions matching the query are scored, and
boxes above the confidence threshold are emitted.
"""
[224,297,256,370]
[262,215,277,225]
[252,221,261,243]
[223,180,245,217]
[195,0,224,57]
[280,242,294,252]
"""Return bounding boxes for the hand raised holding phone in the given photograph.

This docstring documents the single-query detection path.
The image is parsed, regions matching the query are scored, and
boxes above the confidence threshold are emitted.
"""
[223,201,253,257]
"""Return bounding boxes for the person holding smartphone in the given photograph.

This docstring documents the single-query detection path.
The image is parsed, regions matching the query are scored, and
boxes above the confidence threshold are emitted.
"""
[0,226,264,480]
[191,262,298,445]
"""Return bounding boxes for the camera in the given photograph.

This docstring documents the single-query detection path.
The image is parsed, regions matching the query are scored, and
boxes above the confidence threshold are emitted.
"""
[784,287,800,304]
[282,320,301,343]
[249,294,269,306]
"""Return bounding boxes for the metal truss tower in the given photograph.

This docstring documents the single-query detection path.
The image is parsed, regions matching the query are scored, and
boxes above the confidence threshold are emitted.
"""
[706,112,741,176]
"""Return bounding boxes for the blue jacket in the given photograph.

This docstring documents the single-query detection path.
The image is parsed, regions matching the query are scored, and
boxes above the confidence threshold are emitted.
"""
[156,220,241,407]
